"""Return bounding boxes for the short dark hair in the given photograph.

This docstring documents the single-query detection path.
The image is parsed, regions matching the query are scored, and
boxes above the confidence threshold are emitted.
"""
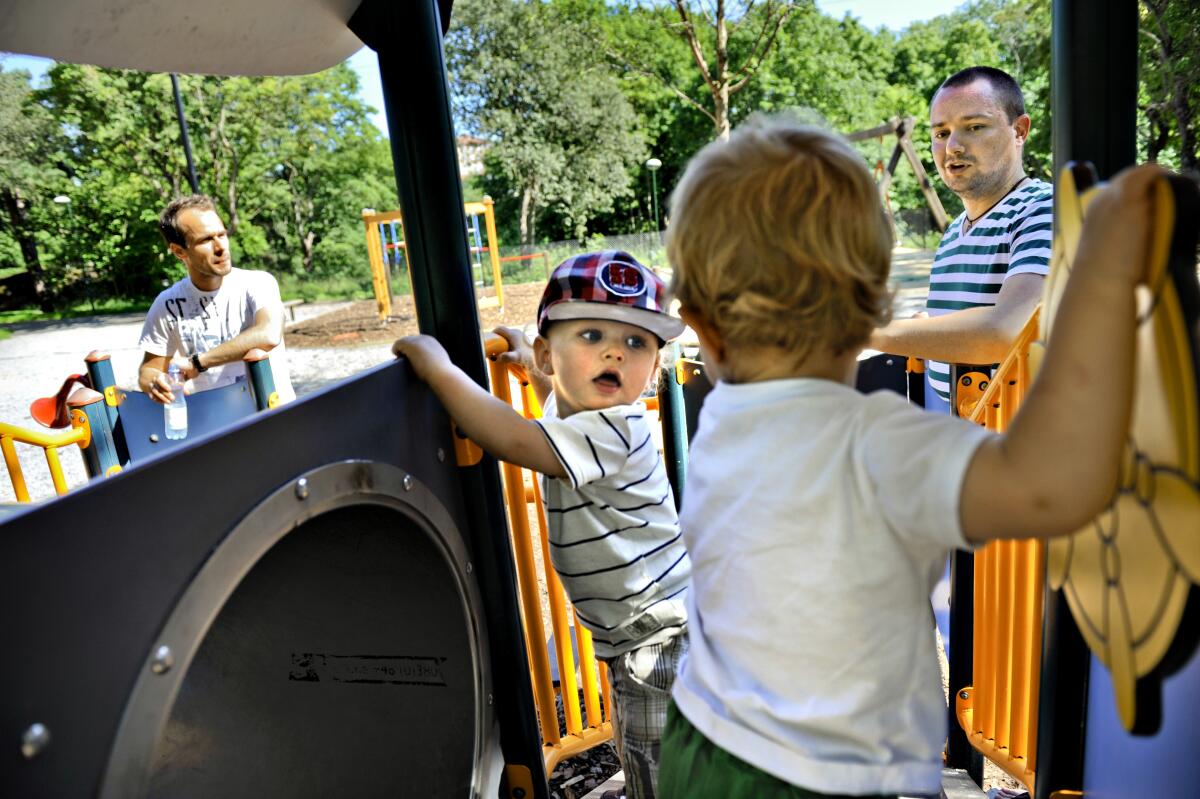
[936,66,1026,122]
[159,194,216,247]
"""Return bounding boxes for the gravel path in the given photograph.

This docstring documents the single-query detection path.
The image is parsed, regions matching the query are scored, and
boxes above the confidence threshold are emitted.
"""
[0,301,393,503]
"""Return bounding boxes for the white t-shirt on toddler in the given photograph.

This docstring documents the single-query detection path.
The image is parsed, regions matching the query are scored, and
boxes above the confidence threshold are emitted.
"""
[672,377,991,796]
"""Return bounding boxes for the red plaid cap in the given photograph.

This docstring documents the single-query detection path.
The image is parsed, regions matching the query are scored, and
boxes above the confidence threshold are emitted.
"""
[536,250,685,342]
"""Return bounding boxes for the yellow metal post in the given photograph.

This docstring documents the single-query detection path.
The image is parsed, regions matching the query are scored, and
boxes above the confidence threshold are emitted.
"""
[480,334,615,771]
[1,433,31,502]
[482,196,504,308]
[362,209,400,321]
[0,421,89,502]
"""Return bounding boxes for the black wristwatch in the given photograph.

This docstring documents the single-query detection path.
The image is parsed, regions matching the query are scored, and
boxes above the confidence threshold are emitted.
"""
[190,353,207,373]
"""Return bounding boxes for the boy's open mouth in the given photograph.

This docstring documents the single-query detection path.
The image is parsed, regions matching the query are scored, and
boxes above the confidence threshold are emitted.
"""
[593,371,622,389]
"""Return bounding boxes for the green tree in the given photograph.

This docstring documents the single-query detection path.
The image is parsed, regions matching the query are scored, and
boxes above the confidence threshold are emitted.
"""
[742,6,896,132]
[590,1,711,232]
[609,1,800,141]
[26,62,395,302]
[1139,0,1199,170]
[448,0,646,244]
[0,67,69,309]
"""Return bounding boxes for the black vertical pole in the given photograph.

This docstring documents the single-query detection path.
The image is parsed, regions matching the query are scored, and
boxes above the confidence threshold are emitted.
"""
[946,551,984,784]
[348,2,547,796]
[1052,0,1138,181]
[1037,4,1139,798]
[170,73,200,194]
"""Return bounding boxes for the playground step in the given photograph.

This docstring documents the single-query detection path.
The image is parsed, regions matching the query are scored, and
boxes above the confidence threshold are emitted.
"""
[581,770,623,799]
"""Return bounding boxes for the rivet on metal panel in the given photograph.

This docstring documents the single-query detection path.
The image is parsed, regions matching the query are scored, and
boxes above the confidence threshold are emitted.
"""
[403,474,414,491]
[149,434,159,443]
[295,477,309,500]
[151,645,174,675]
[437,447,446,462]
[466,562,473,574]
[21,723,49,759]
[488,693,493,705]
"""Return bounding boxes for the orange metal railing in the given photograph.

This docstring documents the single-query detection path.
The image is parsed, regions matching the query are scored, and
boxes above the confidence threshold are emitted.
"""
[482,335,616,772]
[955,308,1043,791]
[1,420,89,502]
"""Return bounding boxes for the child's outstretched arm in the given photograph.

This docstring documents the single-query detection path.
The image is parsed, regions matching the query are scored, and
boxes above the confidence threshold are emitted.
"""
[961,164,1166,543]
[393,335,566,478]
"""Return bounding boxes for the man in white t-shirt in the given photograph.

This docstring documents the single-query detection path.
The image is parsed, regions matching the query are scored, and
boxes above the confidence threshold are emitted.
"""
[138,195,295,404]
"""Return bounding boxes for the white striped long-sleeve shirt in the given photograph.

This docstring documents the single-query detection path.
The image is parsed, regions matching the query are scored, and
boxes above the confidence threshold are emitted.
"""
[535,395,690,658]
[925,178,1053,402]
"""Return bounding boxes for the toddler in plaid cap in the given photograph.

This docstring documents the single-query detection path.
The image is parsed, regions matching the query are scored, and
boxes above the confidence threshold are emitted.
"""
[395,251,690,799]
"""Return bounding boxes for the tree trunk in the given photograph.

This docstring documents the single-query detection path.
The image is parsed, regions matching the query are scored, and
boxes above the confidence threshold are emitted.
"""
[301,230,316,274]
[714,0,731,141]
[519,185,533,247]
[0,188,53,312]
[714,84,731,141]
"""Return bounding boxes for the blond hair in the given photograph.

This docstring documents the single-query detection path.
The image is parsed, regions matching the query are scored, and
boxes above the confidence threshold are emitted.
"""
[666,116,892,371]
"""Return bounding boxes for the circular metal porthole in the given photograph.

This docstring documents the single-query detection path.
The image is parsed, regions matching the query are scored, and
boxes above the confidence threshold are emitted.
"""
[101,460,497,798]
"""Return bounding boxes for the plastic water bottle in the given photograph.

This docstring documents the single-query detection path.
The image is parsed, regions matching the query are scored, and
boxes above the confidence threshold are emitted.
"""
[164,363,188,440]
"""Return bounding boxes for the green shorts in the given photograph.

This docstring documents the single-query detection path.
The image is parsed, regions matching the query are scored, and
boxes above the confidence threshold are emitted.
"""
[657,701,898,799]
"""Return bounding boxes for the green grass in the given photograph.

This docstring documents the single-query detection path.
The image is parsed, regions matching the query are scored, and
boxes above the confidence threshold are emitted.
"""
[0,298,148,326]
[277,272,377,302]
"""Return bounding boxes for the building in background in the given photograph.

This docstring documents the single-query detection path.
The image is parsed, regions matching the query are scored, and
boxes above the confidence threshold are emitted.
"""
[456,134,488,177]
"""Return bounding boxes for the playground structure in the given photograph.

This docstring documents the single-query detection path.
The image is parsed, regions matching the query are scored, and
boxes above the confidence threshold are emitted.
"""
[2,1,1199,798]
[846,116,950,236]
[364,198,505,322]
[2,352,279,502]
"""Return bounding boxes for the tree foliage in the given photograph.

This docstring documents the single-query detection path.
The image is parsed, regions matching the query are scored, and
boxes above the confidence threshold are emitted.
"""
[1139,0,1199,170]
[2,0,1195,310]
[0,61,395,306]
[448,0,646,245]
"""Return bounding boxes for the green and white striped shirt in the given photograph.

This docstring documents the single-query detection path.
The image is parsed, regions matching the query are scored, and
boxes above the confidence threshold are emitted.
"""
[926,178,1053,402]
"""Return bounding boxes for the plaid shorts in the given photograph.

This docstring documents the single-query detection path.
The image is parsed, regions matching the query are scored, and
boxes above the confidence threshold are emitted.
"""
[605,631,689,799]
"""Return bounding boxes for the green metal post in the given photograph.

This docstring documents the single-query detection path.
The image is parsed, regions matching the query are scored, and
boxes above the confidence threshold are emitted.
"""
[245,353,277,411]
[658,346,688,510]
[68,389,121,479]
[84,352,119,429]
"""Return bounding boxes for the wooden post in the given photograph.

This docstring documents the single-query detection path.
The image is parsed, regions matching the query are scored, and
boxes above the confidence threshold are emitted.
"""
[896,118,949,232]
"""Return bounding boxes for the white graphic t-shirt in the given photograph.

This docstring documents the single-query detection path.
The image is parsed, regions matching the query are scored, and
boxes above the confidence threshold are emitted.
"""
[138,268,295,402]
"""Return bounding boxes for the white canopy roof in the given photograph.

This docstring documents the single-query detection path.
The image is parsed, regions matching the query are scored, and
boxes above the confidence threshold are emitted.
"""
[0,0,366,76]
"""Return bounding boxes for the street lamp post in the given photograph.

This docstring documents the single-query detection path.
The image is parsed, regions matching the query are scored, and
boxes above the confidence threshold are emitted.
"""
[645,157,662,232]
[53,194,95,312]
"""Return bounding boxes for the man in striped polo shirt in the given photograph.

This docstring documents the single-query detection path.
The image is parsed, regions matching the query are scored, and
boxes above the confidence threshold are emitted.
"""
[871,66,1052,413]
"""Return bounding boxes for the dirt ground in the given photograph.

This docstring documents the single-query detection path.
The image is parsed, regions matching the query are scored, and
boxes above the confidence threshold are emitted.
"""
[285,282,546,348]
